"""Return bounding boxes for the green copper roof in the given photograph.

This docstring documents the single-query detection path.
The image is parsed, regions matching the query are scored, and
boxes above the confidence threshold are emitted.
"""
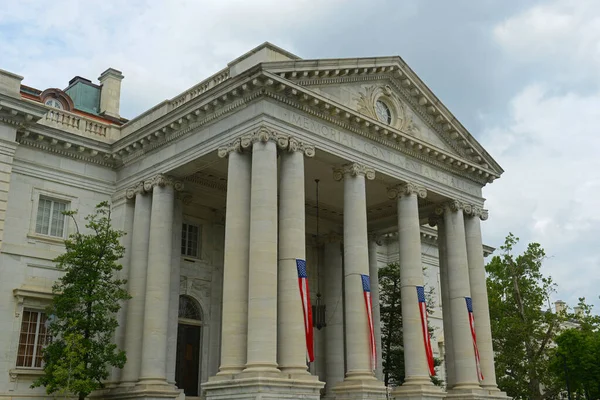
[64,77,100,115]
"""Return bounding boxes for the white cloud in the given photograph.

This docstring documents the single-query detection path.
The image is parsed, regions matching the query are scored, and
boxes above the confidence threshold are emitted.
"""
[483,0,600,309]
[0,0,347,118]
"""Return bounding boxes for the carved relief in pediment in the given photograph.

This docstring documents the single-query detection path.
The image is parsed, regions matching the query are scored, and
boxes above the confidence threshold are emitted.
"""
[356,85,420,136]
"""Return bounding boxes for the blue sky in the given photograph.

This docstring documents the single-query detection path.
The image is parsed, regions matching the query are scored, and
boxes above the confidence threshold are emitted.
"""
[1,0,598,310]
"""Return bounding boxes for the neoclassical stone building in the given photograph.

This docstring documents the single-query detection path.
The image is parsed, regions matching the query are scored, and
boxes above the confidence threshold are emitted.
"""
[0,43,507,400]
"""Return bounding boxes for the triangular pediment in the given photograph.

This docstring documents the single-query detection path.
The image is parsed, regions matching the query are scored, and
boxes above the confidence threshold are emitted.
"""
[259,55,503,179]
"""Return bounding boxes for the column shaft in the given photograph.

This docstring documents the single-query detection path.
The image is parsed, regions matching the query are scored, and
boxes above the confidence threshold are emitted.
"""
[368,238,383,381]
[442,204,479,389]
[140,178,176,384]
[465,212,498,390]
[397,189,433,386]
[245,139,279,372]
[437,218,455,389]
[121,188,152,384]
[217,149,251,375]
[278,149,309,375]
[339,167,376,380]
[324,238,345,394]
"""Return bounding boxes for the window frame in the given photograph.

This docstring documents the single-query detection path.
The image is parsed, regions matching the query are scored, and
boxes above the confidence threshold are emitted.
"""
[181,222,202,259]
[35,196,68,238]
[28,188,78,244]
[16,309,50,369]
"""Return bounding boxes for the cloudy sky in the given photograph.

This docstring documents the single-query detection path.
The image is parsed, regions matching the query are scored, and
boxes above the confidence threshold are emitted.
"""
[1,0,598,309]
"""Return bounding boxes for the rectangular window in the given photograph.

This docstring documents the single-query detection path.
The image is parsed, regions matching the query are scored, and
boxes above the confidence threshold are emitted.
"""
[181,223,201,258]
[16,310,49,368]
[35,197,68,237]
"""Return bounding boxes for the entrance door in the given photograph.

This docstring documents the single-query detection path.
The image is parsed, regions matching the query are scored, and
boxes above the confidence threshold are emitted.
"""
[175,323,201,396]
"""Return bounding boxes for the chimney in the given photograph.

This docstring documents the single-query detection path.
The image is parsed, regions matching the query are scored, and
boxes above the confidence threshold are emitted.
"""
[573,306,583,317]
[98,68,124,118]
[555,300,566,314]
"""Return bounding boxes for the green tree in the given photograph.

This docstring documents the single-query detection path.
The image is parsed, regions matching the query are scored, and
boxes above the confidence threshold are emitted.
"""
[32,202,131,400]
[379,262,442,387]
[486,233,563,400]
[549,299,600,399]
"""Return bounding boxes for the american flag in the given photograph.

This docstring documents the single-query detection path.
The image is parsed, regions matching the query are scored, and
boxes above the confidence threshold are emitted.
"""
[296,259,314,362]
[416,286,436,376]
[466,297,484,381]
[360,274,377,371]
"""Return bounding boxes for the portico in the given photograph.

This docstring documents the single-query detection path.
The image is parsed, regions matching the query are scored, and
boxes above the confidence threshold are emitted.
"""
[0,42,509,400]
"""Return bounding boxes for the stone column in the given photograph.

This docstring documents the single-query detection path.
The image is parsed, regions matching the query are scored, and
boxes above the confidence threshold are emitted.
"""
[243,128,280,373]
[367,235,383,381]
[0,125,18,252]
[139,174,182,386]
[332,163,385,398]
[433,216,455,389]
[465,207,499,392]
[216,138,252,375]
[277,137,315,376]
[121,183,152,384]
[323,234,344,396]
[437,201,480,392]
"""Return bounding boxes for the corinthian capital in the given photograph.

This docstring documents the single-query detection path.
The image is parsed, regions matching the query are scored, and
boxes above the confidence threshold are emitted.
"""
[332,163,376,181]
[387,182,427,200]
[465,205,489,221]
[143,174,184,192]
[217,138,241,158]
[125,181,146,199]
[238,126,281,150]
[434,199,471,216]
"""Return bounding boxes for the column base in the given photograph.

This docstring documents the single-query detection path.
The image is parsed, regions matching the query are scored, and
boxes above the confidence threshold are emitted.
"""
[100,382,182,400]
[203,372,324,400]
[392,384,445,400]
[331,378,387,400]
[480,388,510,399]
[444,387,489,400]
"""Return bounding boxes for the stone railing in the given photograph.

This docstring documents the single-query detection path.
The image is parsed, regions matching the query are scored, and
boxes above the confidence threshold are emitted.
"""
[169,67,230,109]
[41,108,114,140]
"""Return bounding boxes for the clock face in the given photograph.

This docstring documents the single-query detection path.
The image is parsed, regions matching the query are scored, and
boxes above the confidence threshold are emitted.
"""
[375,100,391,124]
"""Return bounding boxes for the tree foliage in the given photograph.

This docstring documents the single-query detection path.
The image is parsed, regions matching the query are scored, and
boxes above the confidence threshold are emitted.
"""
[379,262,442,387]
[486,233,563,400]
[32,202,130,400]
[549,299,600,400]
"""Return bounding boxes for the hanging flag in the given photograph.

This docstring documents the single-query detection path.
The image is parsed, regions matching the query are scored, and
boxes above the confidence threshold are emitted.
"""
[296,259,314,362]
[416,286,436,376]
[466,297,484,381]
[360,274,377,371]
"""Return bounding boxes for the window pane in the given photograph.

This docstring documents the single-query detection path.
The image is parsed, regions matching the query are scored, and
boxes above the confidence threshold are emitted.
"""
[50,201,66,237]
[17,310,46,368]
[181,224,188,255]
[36,198,52,235]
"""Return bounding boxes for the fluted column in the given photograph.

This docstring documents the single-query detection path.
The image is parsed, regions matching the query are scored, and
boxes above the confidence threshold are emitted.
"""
[244,128,280,373]
[139,174,182,385]
[465,207,499,391]
[121,183,152,384]
[437,201,479,390]
[389,183,435,387]
[433,216,455,389]
[216,138,252,375]
[332,162,382,388]
[323,233,345,396]
[367,235,383,381]
[278,137,315,376]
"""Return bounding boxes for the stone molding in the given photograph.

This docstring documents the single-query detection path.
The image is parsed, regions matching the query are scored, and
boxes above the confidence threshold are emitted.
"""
[126,174,184,195]
[387,182,427,200]
[432,200,488,221]
[218,127,316,158]
[332,162,376,181]
[368,233,384,246]
[177,191,193,205]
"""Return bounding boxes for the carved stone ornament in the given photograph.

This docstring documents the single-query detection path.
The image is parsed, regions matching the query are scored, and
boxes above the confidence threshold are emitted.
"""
[280,136,316,157]
[143,174,184,192]
[387,182,427,200]
[465,205,489,221]
[177,192,193,205]
[333,163,376,181]
[368,233,384,246]
[217,138,241,158]
[356,85,420,135]
[125,181,146,199]
[434,199,472,216]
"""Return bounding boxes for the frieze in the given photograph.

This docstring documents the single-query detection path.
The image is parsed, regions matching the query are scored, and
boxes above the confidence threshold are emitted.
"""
[276,108,481,196]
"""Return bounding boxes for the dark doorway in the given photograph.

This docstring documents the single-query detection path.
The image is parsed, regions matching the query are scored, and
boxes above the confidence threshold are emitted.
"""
[175,323,201,396]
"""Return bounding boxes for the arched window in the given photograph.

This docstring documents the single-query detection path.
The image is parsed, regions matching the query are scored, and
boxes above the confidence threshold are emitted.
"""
[178,295,202,323]
[45,98,63,109]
